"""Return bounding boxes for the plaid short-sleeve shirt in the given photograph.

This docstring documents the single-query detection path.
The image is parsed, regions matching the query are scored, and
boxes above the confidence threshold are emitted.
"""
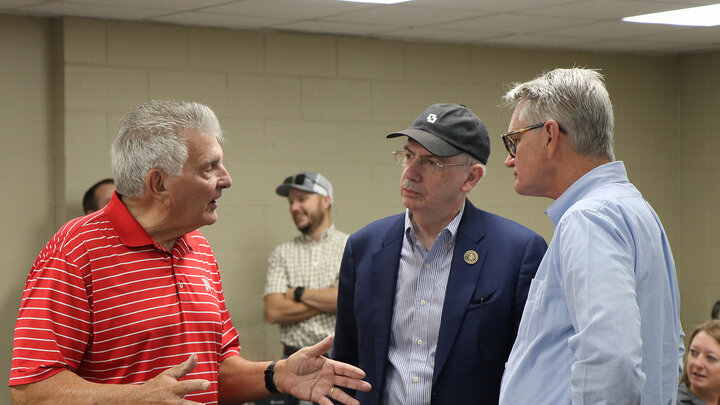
[264,225,349,347]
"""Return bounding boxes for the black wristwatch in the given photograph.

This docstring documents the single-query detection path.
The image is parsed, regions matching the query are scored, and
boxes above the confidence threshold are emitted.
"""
[265,360,279,393]
[294,286,305,302]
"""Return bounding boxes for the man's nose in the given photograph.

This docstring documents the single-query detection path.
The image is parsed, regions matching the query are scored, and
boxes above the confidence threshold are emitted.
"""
[404,157,424,177]
[504,154,515,167]
[218,165,232,188]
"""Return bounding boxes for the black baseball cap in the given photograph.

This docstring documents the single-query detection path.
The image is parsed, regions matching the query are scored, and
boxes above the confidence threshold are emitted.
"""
[387,103,490,164]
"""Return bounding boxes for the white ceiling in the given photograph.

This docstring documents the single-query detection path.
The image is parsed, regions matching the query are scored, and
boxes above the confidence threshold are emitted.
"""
[2,0,719,55]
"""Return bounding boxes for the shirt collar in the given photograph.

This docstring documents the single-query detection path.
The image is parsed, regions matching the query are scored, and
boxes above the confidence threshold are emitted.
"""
[546,161,628,227]
[404,201,465,248]
[106,192,197,254]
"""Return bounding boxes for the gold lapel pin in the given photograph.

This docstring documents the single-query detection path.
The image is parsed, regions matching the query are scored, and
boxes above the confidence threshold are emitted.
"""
[464,250,478,264]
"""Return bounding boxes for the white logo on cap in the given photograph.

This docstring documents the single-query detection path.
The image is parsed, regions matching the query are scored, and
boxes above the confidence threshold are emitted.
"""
[426,114,437,123]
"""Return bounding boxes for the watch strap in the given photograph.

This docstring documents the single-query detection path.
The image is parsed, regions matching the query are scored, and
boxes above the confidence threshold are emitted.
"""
[264,360,279,394]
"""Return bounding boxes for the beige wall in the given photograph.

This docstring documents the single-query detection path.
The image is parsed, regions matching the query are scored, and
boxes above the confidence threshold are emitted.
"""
[1,12,716,402]
[0,14,54,403]
[677,52,720,334]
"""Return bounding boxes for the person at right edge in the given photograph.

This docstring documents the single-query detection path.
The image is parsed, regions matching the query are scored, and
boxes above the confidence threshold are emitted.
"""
[678,320,720,405]
[498,68,684,404]
[333,103,548,404]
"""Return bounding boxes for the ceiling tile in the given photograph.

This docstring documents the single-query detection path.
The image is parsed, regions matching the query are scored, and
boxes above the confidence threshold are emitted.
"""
[320,4,484,26]
[576,38,687,53]
[380,26,505,43]
[540,19,692,40]
[637,24,720,42]
[524,0,698,19]
[0,0,46,8]
[0,0,719,54]
[200,0,373,19]
[19,1,170,19]
[482,33,598,48]
[152,11,288,29]
[272,20,399,36]
[431,12,597,34]
[648,0,720,4]
[408,0,582,13]
[67,0,230,10]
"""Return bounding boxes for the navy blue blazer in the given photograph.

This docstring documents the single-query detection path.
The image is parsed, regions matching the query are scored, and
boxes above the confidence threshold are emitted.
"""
[333,199,547,404]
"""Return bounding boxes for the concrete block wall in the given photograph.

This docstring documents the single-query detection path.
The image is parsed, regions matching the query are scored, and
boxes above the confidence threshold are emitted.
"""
[0,15,54,404]
[677,52,720,334]
[2,12,718,403]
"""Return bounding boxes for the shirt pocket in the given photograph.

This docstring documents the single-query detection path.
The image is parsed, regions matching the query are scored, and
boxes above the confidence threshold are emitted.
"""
[518,278,545,341]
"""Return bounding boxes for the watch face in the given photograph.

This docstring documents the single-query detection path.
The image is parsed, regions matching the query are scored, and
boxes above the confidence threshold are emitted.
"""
[294,286,305,302]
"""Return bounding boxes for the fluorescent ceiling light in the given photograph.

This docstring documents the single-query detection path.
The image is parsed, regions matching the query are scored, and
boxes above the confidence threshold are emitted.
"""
[623,3,720,26]
[336,0,412,4]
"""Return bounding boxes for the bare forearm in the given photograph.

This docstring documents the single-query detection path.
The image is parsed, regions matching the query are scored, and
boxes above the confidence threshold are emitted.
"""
[264,293,320,324]
[218,355,272,404]
[11,370,142,405]
[12,354,210,405]
[299,286,338,314]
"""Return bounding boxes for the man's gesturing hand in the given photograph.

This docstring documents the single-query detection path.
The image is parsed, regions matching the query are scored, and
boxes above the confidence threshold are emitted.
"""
[276,336,371,405]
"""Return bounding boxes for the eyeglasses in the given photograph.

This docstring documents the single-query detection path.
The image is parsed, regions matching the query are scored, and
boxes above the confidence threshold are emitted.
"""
[501,123,545,158]
[392,151,469,172]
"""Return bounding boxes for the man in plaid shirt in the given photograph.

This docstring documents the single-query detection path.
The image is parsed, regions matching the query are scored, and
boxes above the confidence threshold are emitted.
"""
[263,172,349,405]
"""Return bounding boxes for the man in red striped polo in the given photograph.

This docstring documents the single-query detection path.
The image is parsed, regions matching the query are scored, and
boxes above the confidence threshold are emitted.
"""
[9,100,370,405]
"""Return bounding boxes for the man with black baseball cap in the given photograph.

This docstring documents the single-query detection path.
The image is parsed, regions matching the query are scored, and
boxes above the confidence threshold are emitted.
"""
[263,172,349,405]
[333,103,548,405]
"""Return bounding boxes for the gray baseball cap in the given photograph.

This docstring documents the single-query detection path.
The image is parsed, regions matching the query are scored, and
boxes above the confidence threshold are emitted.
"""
[275,172,334,204]
[387,103,491,164]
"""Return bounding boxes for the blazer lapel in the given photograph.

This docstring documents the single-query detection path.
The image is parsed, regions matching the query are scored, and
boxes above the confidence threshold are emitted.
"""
[370,215,404,388]
[433,200,488,382]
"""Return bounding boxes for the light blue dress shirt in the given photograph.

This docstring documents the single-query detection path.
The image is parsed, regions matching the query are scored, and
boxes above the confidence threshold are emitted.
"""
[382,204,464,405]
[499,161,683,405]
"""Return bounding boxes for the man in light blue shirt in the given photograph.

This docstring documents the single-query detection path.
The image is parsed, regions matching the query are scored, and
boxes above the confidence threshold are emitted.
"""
[498,68,684,405]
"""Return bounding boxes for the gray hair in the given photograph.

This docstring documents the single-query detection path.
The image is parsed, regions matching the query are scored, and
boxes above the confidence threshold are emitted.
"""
[502,68,615,161]
[111,100,223,198]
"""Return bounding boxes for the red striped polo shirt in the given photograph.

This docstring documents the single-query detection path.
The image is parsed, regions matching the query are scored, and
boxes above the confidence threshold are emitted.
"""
[10,193,240,405]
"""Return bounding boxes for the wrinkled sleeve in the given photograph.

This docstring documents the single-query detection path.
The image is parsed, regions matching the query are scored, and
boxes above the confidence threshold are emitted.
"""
[557,209,645,404]
[513,234,547,332]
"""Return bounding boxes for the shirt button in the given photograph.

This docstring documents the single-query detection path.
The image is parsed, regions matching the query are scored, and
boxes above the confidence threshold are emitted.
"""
[417,339,423,345]
[425,264,430,269]
[412,376,419,383]
[420,299,426,306]
[178,282,184,288]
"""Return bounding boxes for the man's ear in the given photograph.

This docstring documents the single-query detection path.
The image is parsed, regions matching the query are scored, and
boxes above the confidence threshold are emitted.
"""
[321,195,331,211]
[460,164,484,193]
[545,120,562,159]
[146,168,169,202]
